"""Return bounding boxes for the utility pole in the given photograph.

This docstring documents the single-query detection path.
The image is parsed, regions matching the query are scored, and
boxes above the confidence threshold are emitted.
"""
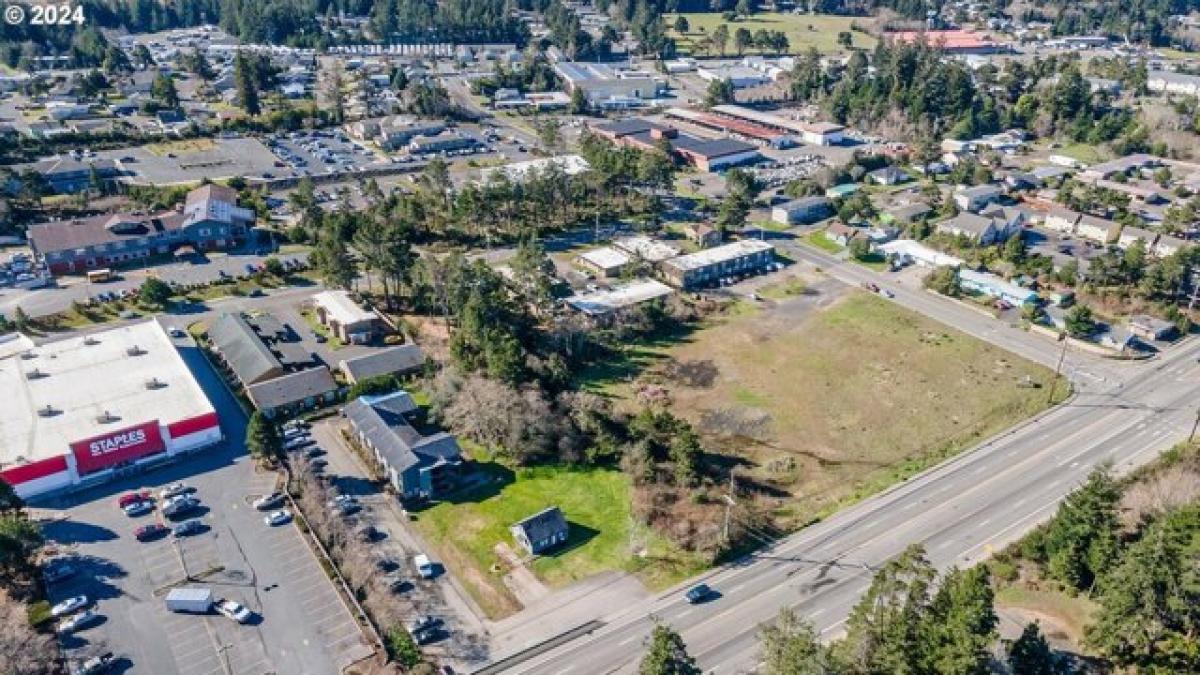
[1047,335,1069,405]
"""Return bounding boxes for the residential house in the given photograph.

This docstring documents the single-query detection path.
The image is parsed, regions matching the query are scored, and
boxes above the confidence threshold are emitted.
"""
[936,212,1016,245]
[1117,226,1158,251]
[825,221,863,246]
[245,366,339,418]
[337,344,425,384]
[613,236,681,263]
[770,196,832,225]
[1075,215,1121,245]
[510,506,569,555]
[866,166,909,186]
[1043,207,1082,235]
[954,184,1003,212]
[877,239,964,268]
[825,183,859,200]
[958,269,1039,306]
[311,290,379,344]
[1152,234,1188,258]
[888,202,932,225]
[683,223,722,249]
[343,391,464,500]
[207,313,286,386]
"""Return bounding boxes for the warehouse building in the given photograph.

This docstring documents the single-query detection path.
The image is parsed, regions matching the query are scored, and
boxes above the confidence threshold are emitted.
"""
[553,61,662,107]
[659,240,775,289]
[0,321,222,499]
[590,118,759,172]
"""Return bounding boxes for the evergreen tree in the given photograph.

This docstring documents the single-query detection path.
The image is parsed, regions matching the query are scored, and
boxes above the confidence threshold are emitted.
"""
[835,544,934,674]
[152,74,180,109]
[640,624,702,675]
[760,608,835,675]
[1038,467,1119,590]
[920,566,997,675]
[234,51,261,115]
[139,277,174,307]
[245,411,282,462]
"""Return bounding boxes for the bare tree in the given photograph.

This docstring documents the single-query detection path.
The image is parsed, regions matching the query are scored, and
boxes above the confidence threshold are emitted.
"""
[0,587,59,674]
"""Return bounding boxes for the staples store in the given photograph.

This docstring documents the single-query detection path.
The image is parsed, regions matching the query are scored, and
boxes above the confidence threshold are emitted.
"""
[0,322,223,500]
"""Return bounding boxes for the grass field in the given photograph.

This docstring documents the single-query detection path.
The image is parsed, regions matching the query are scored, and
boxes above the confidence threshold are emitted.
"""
[666,12,875,56]
[995,584,1098,649]
[410,464,705,619]
[586,291,1062,529]
[804,230,844,254]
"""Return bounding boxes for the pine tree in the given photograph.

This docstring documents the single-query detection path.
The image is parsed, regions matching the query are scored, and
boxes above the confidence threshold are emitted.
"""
[920,566,997,674]
[234,51,261,116]
[835,544,934,674]
[1039,467,1119,590]
[245,412,281,463]
[640,624,702,675]
[760,608,835,675]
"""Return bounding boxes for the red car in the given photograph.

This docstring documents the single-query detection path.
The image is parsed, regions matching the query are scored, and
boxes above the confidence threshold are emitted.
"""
[134,523,168,541]
[118,491,152,508]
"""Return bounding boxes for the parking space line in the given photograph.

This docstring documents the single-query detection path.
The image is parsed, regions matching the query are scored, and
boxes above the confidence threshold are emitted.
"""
[310,608,351,628]
[324,630,364,651]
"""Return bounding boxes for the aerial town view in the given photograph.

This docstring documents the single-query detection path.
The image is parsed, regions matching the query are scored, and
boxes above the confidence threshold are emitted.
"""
[4,0,1200,673]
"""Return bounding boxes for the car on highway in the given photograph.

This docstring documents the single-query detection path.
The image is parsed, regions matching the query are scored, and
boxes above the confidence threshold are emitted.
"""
[70,651,114,675]
[684,583,712,604]
[117,491,151,508]
[70,651,115,675]
[56,609,100,635]
[264,509,292,526]
[254,492,285,511]
[135,523,169,541]
[51,595,89,618]
[172,519,204,538]
[159,482,189,499]
[122,500,154,517]
[215,599,253,624]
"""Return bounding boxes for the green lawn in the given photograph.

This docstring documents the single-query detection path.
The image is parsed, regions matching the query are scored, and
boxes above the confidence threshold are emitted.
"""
[411,464,705,619]
[667,12,875,56]
[804,230,844,254]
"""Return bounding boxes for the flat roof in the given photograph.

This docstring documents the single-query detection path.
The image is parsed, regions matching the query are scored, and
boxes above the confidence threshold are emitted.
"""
[567,279,674,315]
[0,321,215,465]
[312,290,376,326]
[478,155,590,183]
[662,240,774,272]
[578,246,631,269]
[613,235,681,262]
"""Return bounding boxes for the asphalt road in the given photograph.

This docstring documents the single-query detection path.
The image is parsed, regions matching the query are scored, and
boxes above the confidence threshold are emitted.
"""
[499,244,1200,674]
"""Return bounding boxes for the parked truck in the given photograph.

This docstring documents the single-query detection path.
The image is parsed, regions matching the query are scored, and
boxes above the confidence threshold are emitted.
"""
[165,587,214,614]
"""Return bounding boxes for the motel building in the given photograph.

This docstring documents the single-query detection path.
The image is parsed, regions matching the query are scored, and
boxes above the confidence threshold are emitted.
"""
[0,321,222,500]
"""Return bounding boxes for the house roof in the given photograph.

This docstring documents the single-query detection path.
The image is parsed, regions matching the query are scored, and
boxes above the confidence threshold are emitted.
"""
[890,202,931,221]
[245,366,337,411]
[337,344,425,382]
[343,392,461,474]
[512,506,568,543]
[777,196,830,212]
[939,212,995,237]
[312,290,376,326]
[208,313,282,386]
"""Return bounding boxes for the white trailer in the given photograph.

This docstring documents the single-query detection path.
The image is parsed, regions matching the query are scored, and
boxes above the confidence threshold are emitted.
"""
[165,587,214,613]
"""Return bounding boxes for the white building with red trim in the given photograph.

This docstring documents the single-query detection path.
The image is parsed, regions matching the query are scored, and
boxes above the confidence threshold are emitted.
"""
[0,321,222,499]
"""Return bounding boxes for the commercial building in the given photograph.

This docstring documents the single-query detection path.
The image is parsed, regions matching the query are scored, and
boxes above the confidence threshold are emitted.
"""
[29,185,254,276]
[245,367,338,418]
[577,246,631,278]
[886,30,1010,55]
[0,321,222,499]
[707,105,844,146]
[958,269,1039,306]
[311,290,379,345]
[553,61,661,106]
[770,196,832,225]
[343,391,463,500]
[590,118,758,172]
[566,279,675,316]
[613,236,681,263]
[659,240,774,289]
[877,239,964,268]
[409,133,480,155]
[664,107,793,148]
[696,65,772,88]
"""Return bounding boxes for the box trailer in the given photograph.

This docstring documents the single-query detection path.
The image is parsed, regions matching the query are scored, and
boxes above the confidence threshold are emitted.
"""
[165,587,214,613]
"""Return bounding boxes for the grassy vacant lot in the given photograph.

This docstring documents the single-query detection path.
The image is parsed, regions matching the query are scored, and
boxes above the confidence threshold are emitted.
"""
[994,584,1098,650]
[589,290,1062,529]
[666,12,876,56]
[410,464,705,619]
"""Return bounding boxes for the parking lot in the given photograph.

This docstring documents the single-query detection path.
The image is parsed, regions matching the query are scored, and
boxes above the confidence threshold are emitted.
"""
[267,131,389,178]
[35,337,372,675]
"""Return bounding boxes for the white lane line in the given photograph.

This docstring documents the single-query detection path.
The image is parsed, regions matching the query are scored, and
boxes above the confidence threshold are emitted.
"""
[618,635,640,646]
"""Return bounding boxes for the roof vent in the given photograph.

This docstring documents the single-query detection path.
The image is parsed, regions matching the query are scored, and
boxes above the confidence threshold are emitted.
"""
[83,336,99,345]
[25,368,46,380]
[126,345,146,356]
[145,377,166,390]
[96,410,118,424]
[36,405,58,418]
[19,351,37,360]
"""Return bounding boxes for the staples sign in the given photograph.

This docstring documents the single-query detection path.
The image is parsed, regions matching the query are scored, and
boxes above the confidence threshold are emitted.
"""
[70,421,166,475]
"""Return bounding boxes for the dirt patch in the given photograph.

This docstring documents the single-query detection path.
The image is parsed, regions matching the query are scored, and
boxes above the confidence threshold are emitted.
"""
[494,543,551,606]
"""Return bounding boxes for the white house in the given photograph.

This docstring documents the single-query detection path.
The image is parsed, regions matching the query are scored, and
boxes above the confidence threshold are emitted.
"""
[954,184,1003,212]
[1075,215,1121,244]
[1043,207,1082,234]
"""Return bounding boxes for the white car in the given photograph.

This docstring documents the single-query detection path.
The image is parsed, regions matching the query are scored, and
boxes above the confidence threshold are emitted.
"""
[413,554,435,579]
[159,482,189,500]
[253,492,285,511]
[51,595,88,618]
[264,509,292,527]
[56,609,99,635]
[215,599,253,624]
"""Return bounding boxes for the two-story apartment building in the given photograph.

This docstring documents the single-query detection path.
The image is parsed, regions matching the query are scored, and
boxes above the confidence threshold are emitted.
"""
[28,185,254,275]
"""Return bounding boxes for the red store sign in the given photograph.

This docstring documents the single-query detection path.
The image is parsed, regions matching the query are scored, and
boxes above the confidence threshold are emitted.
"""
[70,421,165,475]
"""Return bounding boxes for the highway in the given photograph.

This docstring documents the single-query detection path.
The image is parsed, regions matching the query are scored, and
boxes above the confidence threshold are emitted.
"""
[500,246,1198,674]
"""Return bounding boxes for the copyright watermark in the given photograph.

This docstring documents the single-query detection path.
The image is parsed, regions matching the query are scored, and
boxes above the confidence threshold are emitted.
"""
[5,3,85,24]
[4,5,25,24]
